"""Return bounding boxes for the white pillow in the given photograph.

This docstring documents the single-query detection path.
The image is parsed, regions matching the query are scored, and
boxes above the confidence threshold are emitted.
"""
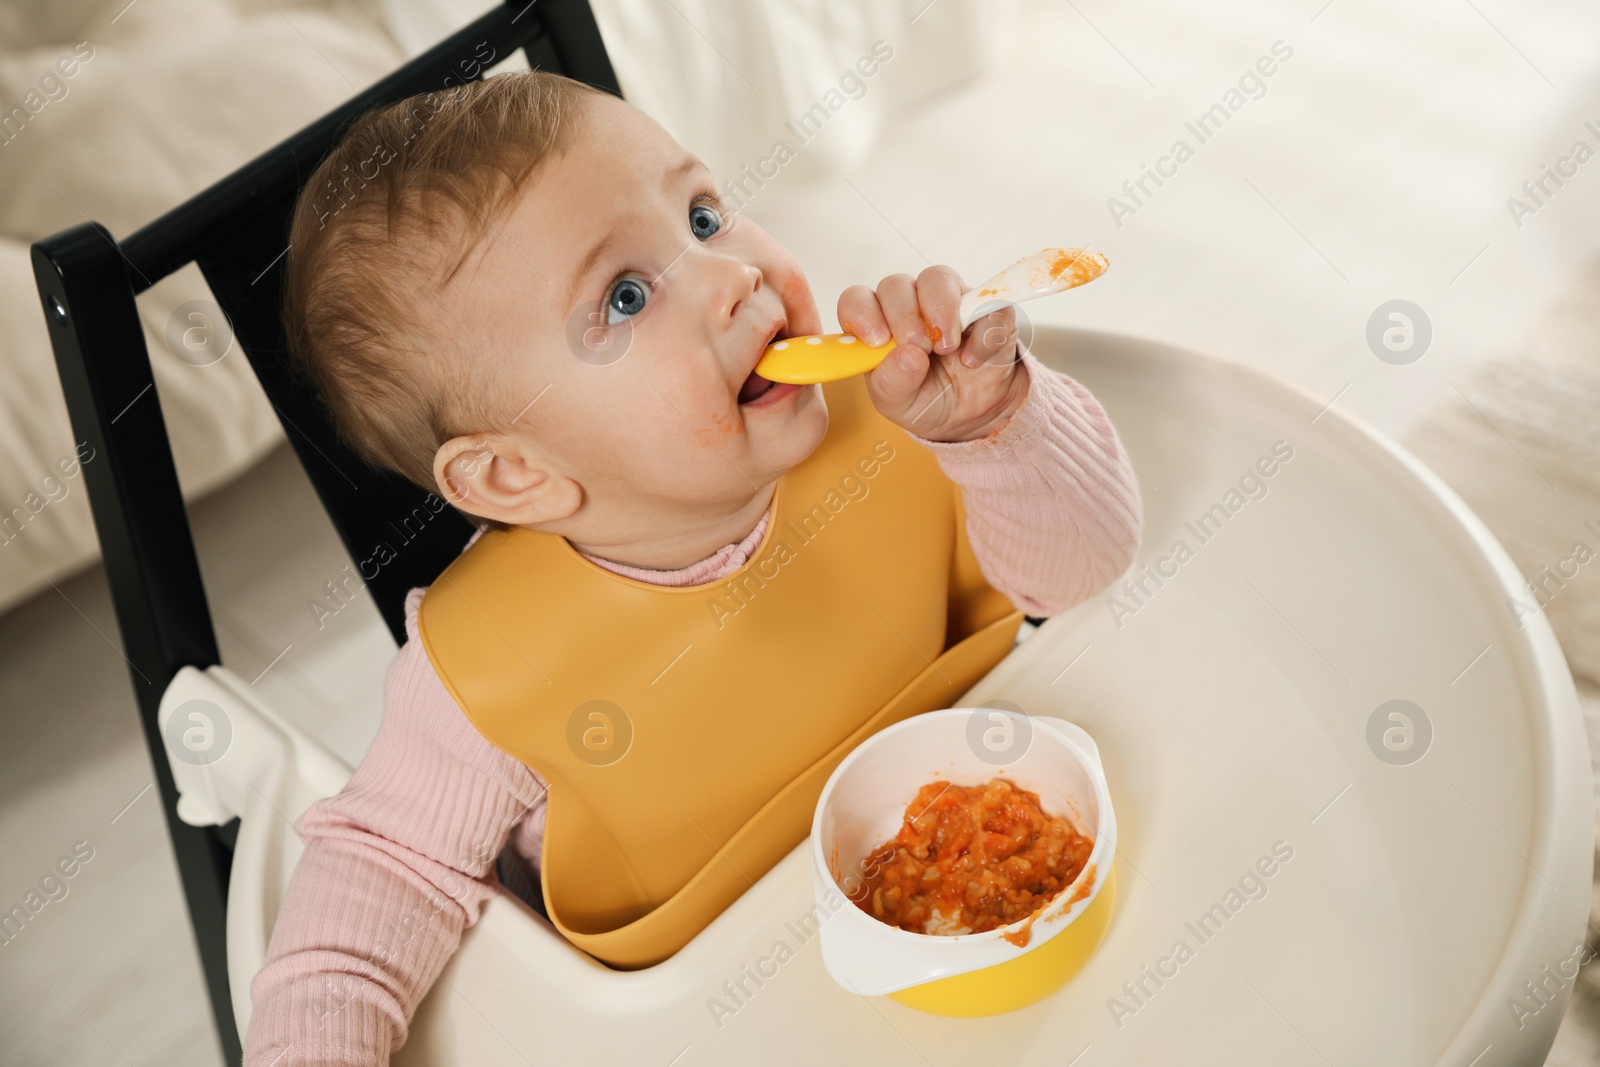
[0,1,403,613]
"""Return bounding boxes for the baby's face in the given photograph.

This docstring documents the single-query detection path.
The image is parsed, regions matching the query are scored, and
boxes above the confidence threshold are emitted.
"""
[434,93,827,543]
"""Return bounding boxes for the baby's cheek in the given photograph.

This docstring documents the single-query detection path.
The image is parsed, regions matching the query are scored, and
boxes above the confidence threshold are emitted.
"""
[699,408,744,443]
[680,378,745,444]
[779,273,820,333]
[779,272,807,306]
[645,394,740,447]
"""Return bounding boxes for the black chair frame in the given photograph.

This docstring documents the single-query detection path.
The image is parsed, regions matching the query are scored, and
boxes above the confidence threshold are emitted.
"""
[29,4,619,1062]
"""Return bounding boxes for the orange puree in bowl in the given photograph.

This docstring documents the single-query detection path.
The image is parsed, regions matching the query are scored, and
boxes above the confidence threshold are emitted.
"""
[849,778,1093,936]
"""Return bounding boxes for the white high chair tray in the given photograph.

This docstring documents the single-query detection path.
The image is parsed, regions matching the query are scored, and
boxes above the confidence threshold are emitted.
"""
[216,326,1591,1066]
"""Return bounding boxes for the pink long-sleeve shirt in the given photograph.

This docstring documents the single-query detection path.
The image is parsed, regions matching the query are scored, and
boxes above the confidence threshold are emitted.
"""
[244,346,1142,1065]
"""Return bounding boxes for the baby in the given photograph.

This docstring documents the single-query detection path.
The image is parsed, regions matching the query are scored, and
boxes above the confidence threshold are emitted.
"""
[245,70,1141,1065]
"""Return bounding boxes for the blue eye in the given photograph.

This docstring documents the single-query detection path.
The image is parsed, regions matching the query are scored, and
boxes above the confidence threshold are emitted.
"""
[604,275,651,325]
[689,202,722,240]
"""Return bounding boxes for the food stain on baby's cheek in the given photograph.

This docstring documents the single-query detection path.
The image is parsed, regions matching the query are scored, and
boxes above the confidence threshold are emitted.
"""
[779,273,810,316]
[695,409,743,444]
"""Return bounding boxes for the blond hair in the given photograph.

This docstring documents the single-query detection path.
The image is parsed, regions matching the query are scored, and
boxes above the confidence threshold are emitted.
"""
[284,70,601,497]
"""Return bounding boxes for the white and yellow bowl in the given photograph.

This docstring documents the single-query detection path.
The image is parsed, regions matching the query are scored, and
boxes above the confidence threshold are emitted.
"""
[810,707,1116,1017]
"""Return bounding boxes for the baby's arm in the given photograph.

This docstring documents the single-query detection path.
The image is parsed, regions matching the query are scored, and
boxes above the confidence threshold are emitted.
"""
[911,344,1143,616]
[243,592,547,1067]
[839,268,1141,616]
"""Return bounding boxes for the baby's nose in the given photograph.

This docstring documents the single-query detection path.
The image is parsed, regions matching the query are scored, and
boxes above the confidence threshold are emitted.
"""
[706,255,763,322]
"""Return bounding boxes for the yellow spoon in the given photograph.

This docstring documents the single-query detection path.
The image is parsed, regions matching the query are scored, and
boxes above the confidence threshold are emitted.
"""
[754,247,1109,385]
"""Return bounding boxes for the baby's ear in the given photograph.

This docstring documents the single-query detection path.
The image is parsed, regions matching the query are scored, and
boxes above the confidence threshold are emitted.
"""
[433,433,582,528]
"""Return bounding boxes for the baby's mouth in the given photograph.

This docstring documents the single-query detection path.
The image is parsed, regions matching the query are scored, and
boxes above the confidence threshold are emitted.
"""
[737,322,789,404]
[737,370,777,404]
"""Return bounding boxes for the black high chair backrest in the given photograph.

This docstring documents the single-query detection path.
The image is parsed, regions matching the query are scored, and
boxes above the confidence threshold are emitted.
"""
[30,5,619,1062]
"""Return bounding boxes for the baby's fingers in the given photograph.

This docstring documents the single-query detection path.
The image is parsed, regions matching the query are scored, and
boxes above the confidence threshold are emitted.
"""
[837,284,890,347]
[875,273,929,352]
[915,265,963,356]
[866,330,930,410]
[963,305,1018,369]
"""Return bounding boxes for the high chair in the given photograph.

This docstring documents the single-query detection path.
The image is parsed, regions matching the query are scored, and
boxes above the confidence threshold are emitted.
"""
[32,4,1596,1063]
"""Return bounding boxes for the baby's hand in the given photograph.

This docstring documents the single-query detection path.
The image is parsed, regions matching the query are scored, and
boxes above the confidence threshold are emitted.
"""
[839,267,1028,443]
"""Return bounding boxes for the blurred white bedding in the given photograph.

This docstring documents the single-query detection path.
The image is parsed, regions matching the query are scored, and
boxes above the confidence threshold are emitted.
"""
[386,0,1012,183]
[0,0,405,613]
